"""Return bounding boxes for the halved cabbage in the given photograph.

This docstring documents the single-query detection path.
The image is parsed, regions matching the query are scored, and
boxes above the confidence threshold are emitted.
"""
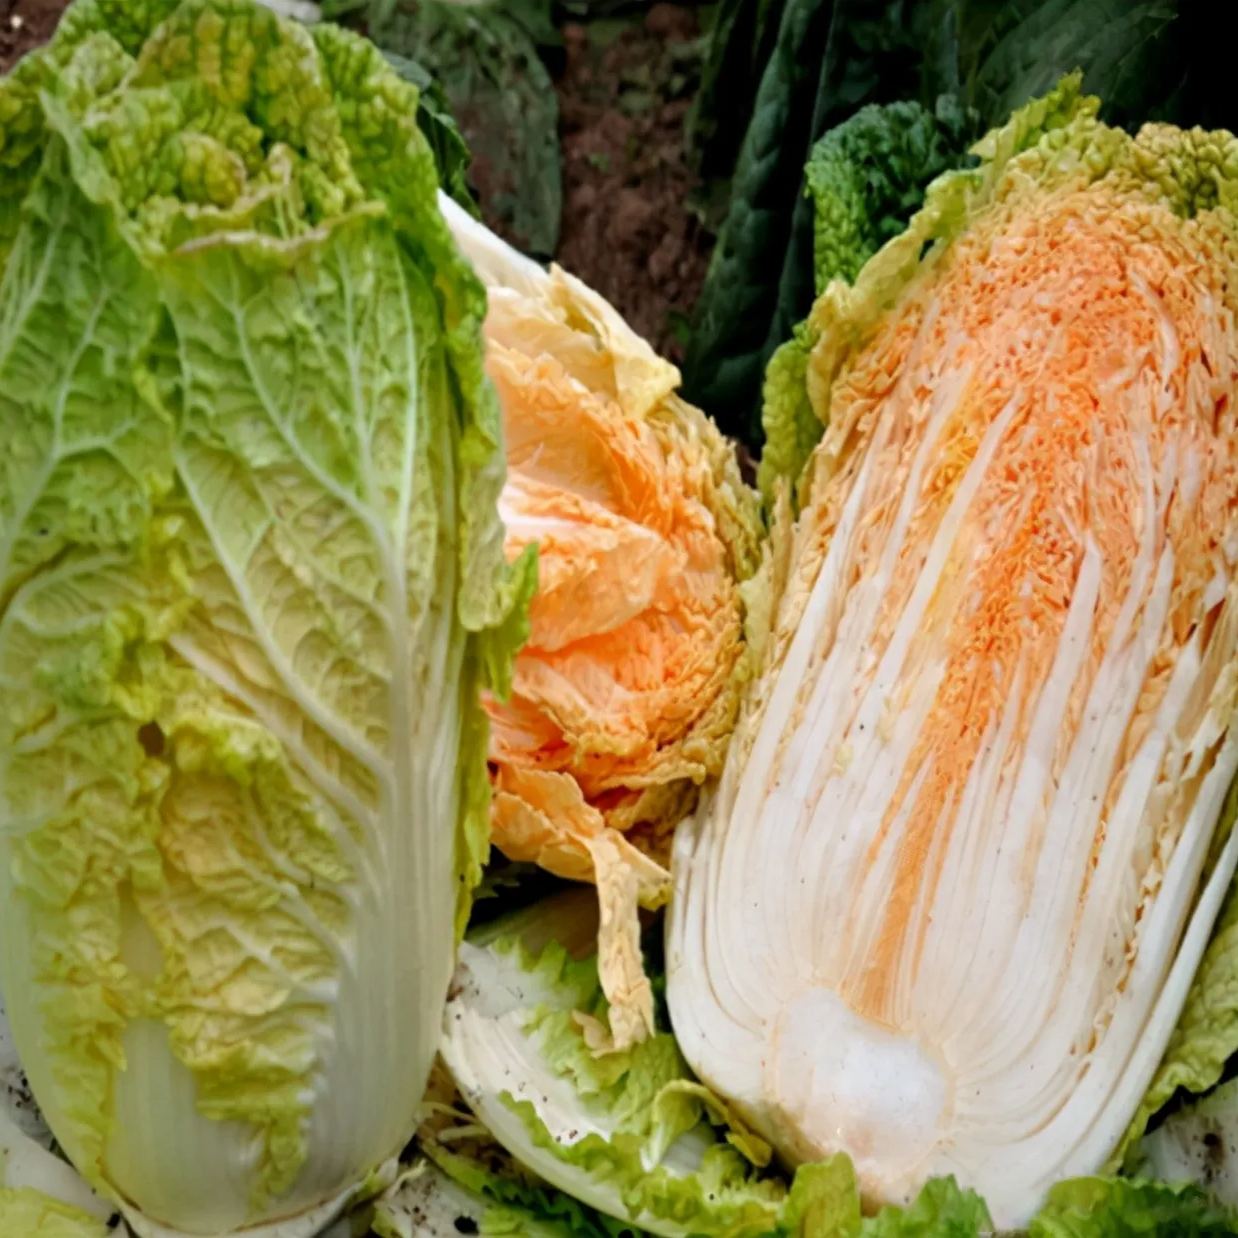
[668,79,1238,1229]
[440,197,762,1049]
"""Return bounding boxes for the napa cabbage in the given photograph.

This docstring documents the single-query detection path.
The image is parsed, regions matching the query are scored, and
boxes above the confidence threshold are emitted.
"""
[0,1,531,1233]
[669,77,1238,1229]
[438,198,762,1051]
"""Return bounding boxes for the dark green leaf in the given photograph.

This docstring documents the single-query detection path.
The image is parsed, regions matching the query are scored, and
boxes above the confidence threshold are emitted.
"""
[683,0,939,443]
[932,0,1185,130]
[373,1,562,256]
[804,96,973,293]
[689,0,790,180]
[319,0,373,17]
[381,49,479,213]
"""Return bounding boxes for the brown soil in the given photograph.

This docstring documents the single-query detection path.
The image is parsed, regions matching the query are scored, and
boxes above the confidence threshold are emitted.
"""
[554,3,713,363]
[0,0,63,73]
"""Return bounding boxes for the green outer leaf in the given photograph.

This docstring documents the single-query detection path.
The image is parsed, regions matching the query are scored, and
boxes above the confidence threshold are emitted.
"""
[862,1178,991,1237]
[307,18,538,937]
[365,1158,583,1238]
[756,323,820,504]
[1132,1075,1238,1201]
[1113,780,1238,1167]
[422,1140,639,1238]
[778,1156,860,1237]
[0,0,186,274]
[0,103,173,1210]
[776,1158,990,1238]
[441,902,794,1237]
[1029,1177,1238,1237]
[478,1203,593,1237]
[755,95,972,498]
[441,897,993,1238]
[308,17,535,635]
[0,61,46,278]
[804,98,973,294]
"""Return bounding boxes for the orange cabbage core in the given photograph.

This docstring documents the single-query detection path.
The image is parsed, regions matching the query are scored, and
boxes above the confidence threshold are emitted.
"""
[805,181,1238,1024]
[484,345,743,881]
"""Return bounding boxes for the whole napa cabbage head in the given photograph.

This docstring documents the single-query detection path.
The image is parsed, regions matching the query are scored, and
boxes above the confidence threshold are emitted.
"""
[0,2,531,1233]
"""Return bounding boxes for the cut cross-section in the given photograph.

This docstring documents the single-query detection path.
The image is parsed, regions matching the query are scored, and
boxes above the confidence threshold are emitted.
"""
[668,84,1238,1229]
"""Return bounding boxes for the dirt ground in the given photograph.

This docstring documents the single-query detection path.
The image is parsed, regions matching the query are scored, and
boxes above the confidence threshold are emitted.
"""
[555,3,713,361]
[1,0,62,69]
[1,0,714,363]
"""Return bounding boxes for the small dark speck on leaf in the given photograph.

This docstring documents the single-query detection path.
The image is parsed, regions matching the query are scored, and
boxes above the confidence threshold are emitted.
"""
[138,721,165,757]
[454,1218,479,1234]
